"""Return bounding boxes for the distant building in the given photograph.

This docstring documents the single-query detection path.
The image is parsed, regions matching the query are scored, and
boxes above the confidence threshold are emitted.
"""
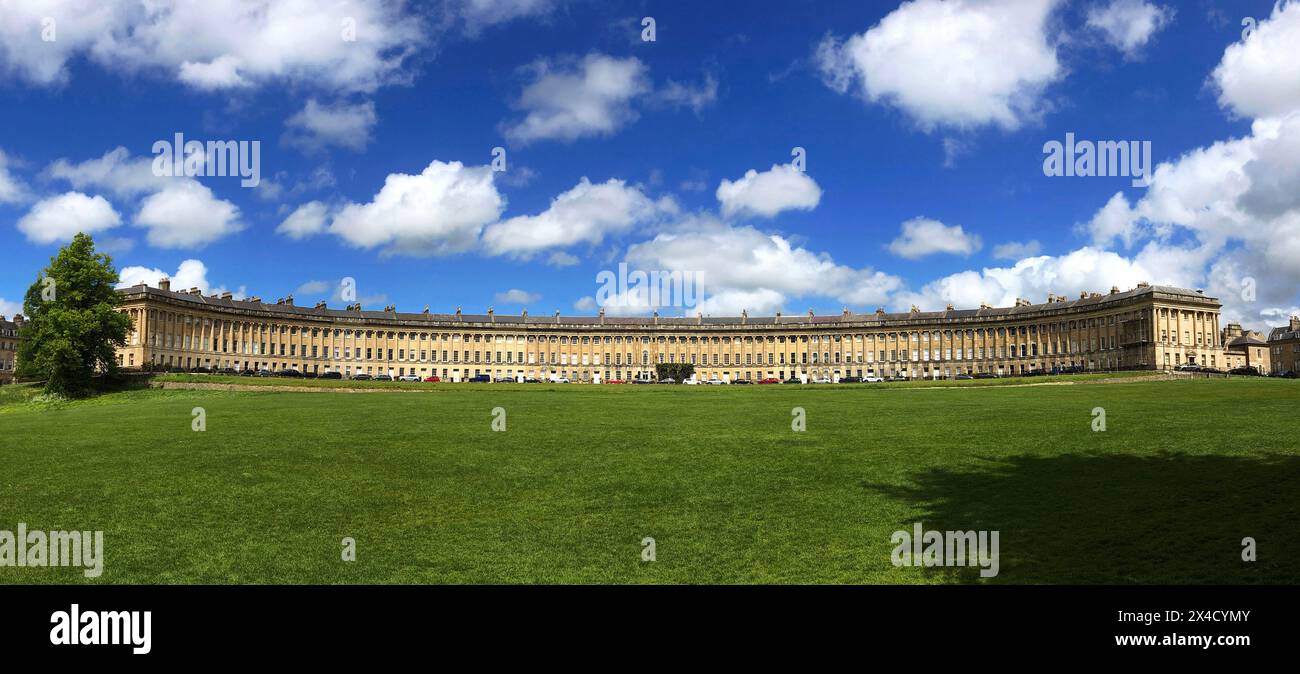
[111,280,1228,382]
[1267,316,1300,376]
[0,314,22,385]
[1221,322,1270,373]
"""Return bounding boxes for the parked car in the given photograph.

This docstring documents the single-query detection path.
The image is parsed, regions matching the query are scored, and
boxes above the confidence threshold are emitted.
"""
[863,376,884,383]
[468,374,492,383]
[811,377,832,384]
[758,378,780,384]
[189,367,212,374]
[1281,371,1299,379]
[782,378,802,384]
[319,371,343,380]
[683,379,700,385]
[605,379,626,384]
[352,373,372,381]
[373,374,393,382]
[398,374,421,382]
[704,378,725,385]
[551,377,570,383]
[656,378,676,384]
[256,369,276,377]
[523,377,540,383]
[631,379,654,384]
[955,374,975,380]
[839,376,862,383]
[216,367,239,375]
[423,375,441,382]
[732,379,754,385]
[1227,367,1260,376]
[973,373,998,379]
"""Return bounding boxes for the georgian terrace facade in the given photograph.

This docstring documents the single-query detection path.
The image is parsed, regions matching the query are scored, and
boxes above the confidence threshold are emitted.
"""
[113,280,1225,383]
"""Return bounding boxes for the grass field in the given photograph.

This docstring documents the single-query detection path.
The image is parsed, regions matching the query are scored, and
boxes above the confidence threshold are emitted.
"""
[1,376,1297,584]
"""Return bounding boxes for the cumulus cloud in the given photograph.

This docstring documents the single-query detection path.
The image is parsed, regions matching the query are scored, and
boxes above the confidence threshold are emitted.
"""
[614,217,904,315]
[277,201,331,240]
[0,149,29,203]
[1086,0,1173,59]
[494,288,540,305]
[134,180,243,248]
[283,99,378,152]
[0,297,22,318]
[0,0,424,93]
[328,159,504,256]
[501,54,651,144]
[446,0,556,35]
[815,0,1063,131]
[716,164,821,218]
[45,146,169,198]
[657,73,719,114]
[1212,0,1300,120]
[887,217,982,259]
[892,246,1155,312]
[482,177,671,257]
[115,259,243,298]
[16,191,121,244]
[991,240,1042,260]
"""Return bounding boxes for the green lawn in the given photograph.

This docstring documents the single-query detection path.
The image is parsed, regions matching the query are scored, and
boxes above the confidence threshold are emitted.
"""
[1,377,1296,584]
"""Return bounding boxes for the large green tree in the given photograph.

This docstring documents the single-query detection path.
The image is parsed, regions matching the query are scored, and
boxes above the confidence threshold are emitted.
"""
[16,233,132,397]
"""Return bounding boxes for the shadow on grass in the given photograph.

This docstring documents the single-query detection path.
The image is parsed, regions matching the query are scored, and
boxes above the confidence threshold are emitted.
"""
[868,452,1300,584]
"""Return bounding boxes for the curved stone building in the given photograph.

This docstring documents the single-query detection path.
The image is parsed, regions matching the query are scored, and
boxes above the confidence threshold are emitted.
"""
[113,280,1225,382]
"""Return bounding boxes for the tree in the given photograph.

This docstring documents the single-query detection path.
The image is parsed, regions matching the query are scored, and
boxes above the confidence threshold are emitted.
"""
[16,233,132,397]
[654,362,695,382]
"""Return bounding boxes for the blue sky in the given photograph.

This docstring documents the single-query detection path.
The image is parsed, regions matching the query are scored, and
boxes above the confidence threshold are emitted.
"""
[2,0,1298,330]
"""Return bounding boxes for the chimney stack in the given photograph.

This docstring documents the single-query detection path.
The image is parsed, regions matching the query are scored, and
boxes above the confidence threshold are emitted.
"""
[158,277,171,291]
[487,307,495,322]
[1291,316,1300,331]
[221,291,233,300]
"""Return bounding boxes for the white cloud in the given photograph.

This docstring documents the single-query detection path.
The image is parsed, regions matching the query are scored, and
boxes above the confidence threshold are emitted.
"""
[0,297,21,318]
[295,280,331,296]
[893,246,1154,312]
[502,54,650,144]
[815,0,1063,131]
[283,99,378,152]
[17,191,121,244]
[45,147,169,198]
[448,0,556,35]
[494,288,540,304]
[618,217,903,315]
[991,239,1042,260]
[887,217,982,259]
[0,0,424,93]
[328,159,504,256]
[716,164,821,218]
[1212,1,1300,120]
[134,181,243,249]
[0,149,29,203]
[657,73,719,114]
[482,177,670,257]
[115,259,243,298]
[1086,0,1173,58]
[277,201,331,240]
[547,251,579,267]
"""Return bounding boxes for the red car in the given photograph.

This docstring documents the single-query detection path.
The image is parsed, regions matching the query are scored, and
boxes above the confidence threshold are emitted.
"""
[423,376,441,383]
[605,379,627,384]
[758,378,780,384]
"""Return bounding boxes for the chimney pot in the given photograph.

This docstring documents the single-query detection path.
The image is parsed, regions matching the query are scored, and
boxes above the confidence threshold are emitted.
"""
[158,277,171,291]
